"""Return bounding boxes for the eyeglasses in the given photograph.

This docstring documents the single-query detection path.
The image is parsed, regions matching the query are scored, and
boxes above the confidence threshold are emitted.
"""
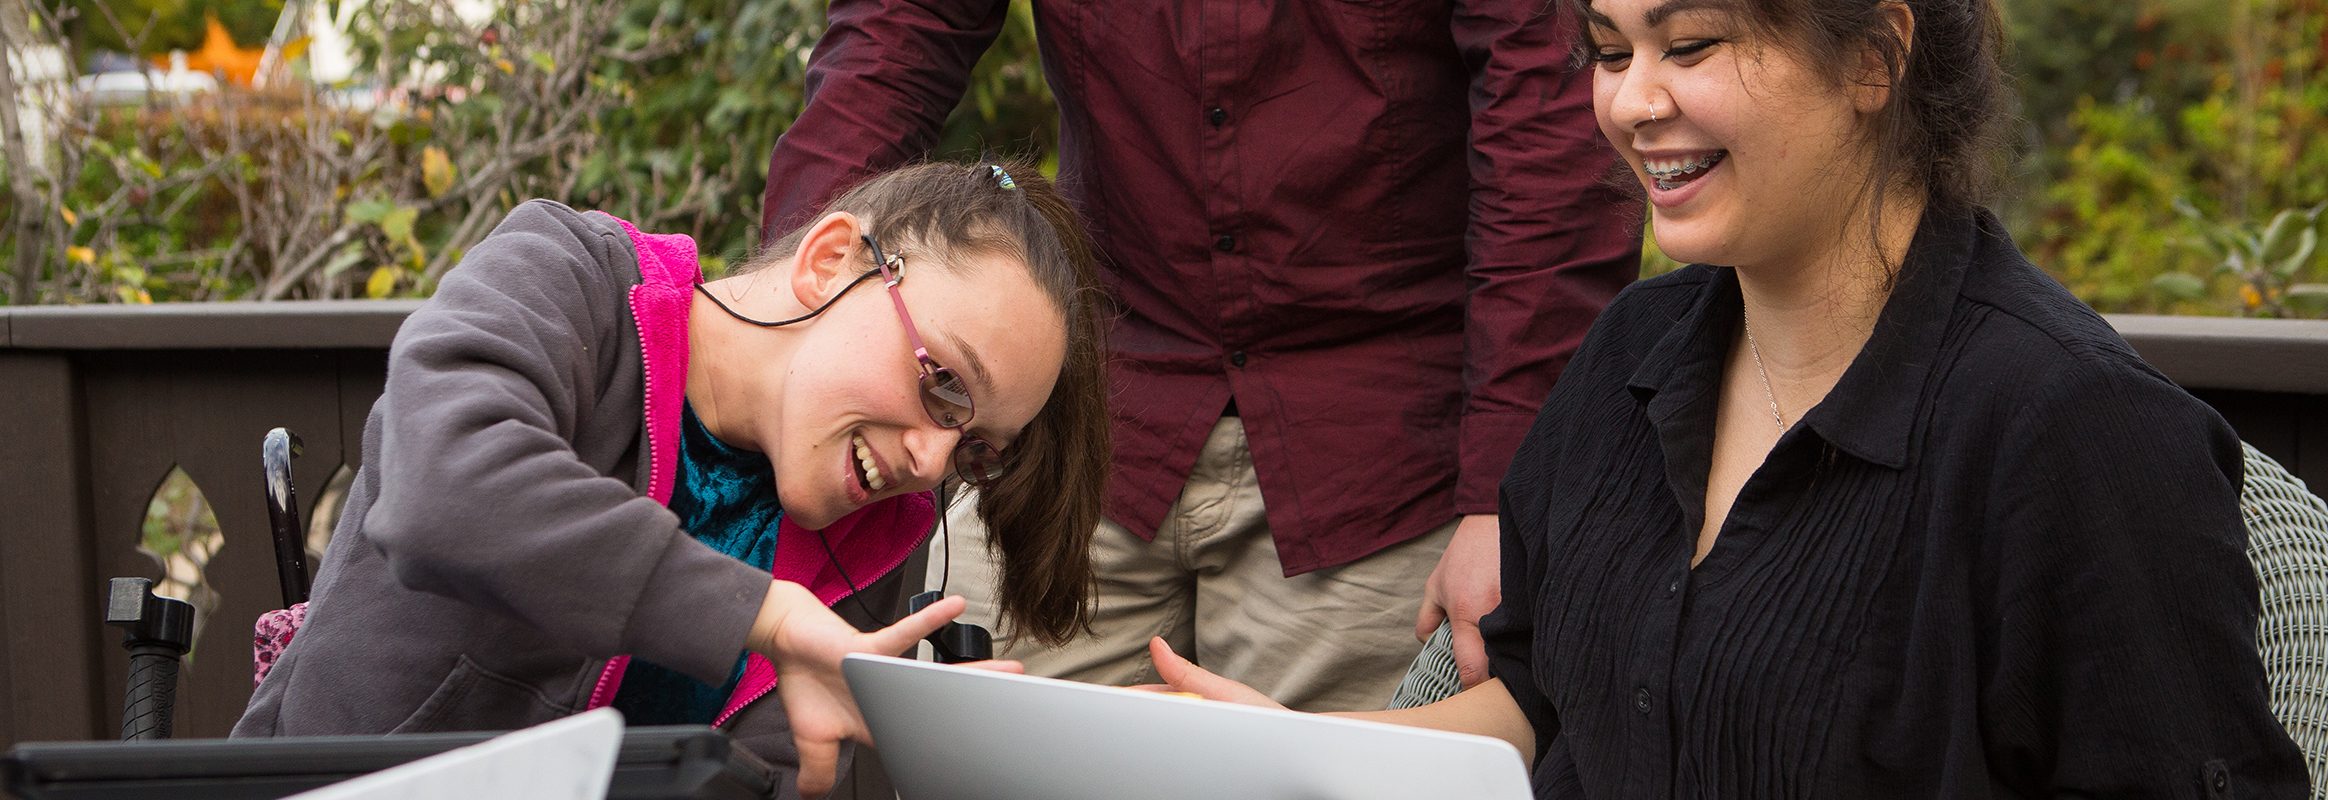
[862,234,1007,488]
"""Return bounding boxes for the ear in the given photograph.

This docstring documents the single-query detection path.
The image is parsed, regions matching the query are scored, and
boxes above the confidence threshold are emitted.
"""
[786,211,867,311]
[1852,1,1915,115]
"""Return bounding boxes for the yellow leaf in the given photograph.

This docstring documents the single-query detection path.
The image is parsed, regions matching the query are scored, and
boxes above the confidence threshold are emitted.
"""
[2241,284,2264,309]
[279,36,311,62]
[67,246,95,264]
[494,58,515,74]
[421,146,456,199]
[59,207,77,226]
[135,289,153,304]
[366,266,398,298]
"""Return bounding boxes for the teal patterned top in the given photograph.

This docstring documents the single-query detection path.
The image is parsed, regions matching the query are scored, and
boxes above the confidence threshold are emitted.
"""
[610,401,781,725]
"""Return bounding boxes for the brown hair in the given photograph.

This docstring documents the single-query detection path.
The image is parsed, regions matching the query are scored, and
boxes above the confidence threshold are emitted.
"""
[1574,0,2013,222]
[759,160,1106,645]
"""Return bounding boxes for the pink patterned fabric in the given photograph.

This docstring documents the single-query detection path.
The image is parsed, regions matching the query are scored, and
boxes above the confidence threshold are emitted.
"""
[252,602,307,687]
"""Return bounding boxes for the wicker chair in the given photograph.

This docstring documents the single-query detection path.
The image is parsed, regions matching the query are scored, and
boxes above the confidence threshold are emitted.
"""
[1384,443,2328,797]
[2243,443,2328,795]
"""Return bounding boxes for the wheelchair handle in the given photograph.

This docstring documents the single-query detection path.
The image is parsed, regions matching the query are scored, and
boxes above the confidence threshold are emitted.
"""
[106,577,194,740]
[263,427,311,608]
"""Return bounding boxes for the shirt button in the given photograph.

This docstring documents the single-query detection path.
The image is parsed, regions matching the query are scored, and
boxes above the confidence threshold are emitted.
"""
[1667,579,1681,595]
[1634,687,1652,714]
[1229,351,1247,368]
[1207,106,1228,127]
[1214,234,1236,252]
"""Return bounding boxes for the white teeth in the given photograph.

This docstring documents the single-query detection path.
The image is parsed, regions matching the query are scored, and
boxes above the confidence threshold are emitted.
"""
[851,435,886,492]
[1646,152,1726,189]
[1646,153,1718,177]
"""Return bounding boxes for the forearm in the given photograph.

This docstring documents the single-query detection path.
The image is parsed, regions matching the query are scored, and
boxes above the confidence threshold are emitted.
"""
[1451,0,1640,509]
[761,0,1009,239]
[1331,678,1535,759]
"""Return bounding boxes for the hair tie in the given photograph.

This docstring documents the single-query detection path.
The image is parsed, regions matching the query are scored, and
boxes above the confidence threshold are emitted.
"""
[988,164,1019,191]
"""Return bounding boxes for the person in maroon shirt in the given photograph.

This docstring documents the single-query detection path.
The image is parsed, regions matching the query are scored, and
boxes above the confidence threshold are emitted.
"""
[763,1,1639,711]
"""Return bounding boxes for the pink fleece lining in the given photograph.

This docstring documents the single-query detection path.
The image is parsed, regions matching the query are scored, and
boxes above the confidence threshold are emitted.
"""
[585,213,937,721]
[613,215,696,506]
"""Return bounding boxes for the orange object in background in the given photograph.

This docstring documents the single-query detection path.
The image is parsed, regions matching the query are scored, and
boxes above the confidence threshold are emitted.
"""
[152,15,264,87]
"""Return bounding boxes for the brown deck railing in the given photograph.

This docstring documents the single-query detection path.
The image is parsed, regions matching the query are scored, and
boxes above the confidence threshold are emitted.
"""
[3,305,2325,751]
[1,301,414,750]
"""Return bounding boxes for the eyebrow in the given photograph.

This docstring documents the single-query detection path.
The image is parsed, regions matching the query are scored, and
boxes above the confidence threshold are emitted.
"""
[940,330,1019,446]
[942,329,996,408]
[1582,0,1726,30]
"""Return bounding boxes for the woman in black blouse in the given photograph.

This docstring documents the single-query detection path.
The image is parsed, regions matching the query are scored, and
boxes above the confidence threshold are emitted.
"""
[1148,0,2312,795]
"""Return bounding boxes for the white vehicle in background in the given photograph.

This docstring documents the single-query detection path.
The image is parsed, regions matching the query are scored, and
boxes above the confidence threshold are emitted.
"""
[74,52,220,106]
[257,0,497,113]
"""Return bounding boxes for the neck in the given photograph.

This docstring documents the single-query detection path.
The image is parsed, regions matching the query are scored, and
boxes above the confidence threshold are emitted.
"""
[1733,191,1926,403]
[687,276,808,453]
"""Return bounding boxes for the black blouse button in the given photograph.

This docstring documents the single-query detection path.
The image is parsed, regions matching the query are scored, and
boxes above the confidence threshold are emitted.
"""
[1633,687,1652,714]
[1207,106,1228,127]
[1214,234,1236,252]
[1229,351,1248,368]
[2204,760,2231,798]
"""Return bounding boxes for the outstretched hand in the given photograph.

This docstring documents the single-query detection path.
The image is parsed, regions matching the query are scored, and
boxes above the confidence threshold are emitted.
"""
[746,583,1005,798]
[1415,514,1502,688]
[1133,637,1286,710]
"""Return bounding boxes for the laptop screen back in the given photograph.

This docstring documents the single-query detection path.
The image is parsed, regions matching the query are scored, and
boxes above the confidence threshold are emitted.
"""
[842,654,1532,800]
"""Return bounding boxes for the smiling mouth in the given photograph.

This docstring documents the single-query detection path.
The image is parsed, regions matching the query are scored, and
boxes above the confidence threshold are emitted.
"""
[850,432,888,494]
[1645,151,1728,191]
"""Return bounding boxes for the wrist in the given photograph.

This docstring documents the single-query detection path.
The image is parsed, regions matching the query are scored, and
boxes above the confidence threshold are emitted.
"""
[747,581,812,655]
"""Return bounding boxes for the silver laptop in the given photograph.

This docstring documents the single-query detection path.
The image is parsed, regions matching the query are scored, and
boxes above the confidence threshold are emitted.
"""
[842,654,1533,800]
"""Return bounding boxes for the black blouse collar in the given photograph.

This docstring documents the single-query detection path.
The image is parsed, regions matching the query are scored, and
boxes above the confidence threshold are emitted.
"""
[1627,204,1983,470]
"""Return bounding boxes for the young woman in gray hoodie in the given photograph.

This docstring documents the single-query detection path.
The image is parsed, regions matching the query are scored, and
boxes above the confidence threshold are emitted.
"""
[236,162,1111,798]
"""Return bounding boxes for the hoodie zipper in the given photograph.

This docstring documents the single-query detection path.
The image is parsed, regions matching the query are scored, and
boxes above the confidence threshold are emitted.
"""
[713,666,776,729]
[631,285,670,504]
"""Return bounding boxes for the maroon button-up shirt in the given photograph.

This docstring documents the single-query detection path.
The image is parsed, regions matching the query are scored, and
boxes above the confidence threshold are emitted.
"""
[763,1,1639,574]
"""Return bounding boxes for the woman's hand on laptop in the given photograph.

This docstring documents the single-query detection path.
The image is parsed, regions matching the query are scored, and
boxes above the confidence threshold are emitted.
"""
[1132,637,1287,709]
[746,582,977,798]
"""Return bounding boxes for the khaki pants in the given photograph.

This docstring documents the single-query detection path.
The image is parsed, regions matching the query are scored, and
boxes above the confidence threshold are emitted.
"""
[932,417,1455,712]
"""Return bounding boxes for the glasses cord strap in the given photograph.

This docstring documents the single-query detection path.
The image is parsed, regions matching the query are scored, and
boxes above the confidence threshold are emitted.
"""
[694,268,881,329]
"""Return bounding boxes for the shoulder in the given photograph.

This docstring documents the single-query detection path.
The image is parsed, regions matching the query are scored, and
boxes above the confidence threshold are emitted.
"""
[1930,232,2236,484]
[466,200,640,286]
[399,200,643,355]
[424,201,640,319]
[1937,224,2203,430]
[1605,264,1717,324]
[1529,264,1720,404]
[1504,267,1714,502]
[1567,264,1717,366]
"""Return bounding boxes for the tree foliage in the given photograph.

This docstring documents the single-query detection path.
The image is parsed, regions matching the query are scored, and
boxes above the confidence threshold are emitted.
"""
[2,0,2321,315]
[2005,0,2328,316]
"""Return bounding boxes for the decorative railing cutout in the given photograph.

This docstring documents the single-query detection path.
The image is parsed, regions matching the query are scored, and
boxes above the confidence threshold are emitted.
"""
[306,463,357,565]
[138,466,222,665]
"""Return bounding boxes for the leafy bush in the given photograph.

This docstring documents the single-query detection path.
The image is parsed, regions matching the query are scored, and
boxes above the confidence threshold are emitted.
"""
[2004,0,2328,316]
[3,0,2321,314]
[3,0,1055,302]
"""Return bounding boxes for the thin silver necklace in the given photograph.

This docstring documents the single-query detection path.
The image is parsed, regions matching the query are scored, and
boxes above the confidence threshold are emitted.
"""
[1741,305,1788,432]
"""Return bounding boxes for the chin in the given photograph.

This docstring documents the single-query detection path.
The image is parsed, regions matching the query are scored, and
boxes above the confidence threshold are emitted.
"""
[1650,233,1720,267]
[790,508,843,531]
[771,478,843,530]
[1648,209,1746,266]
